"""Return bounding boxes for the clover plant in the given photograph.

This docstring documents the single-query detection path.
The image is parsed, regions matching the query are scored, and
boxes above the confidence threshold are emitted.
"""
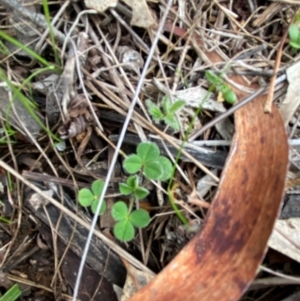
[78,179,107,215]
[78,142,173,242]
[205,70,237,104]
[146,96,185,130]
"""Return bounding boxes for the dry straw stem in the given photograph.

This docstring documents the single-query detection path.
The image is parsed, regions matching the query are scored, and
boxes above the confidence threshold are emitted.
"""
[264,15,292,113]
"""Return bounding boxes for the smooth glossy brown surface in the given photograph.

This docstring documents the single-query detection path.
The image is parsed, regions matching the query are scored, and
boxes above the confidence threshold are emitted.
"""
[128,25,289,301]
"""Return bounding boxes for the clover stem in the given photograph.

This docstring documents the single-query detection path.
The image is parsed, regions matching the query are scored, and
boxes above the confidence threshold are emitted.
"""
[128,195,135,215]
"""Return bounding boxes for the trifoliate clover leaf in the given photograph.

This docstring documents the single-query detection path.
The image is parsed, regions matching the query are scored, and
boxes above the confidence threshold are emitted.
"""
[114,219,135,242]
[137,142,160,162]
[129,209,150,228]
[112,201,128,221]
[78,188,94,207]
[123,154,142,174]
[127,175,139,190]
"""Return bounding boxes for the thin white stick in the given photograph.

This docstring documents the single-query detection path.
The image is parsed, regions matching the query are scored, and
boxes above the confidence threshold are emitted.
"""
[71,1,174,299]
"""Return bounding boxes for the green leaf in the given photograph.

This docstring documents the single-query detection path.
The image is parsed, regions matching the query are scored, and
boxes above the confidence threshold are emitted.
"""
[146,99,164,121]
[164,114,180,130]
[91,180,104,196]
[112,201,128,221]
[161,95,171,113]
[169,100,185,114]
[0,30,53,68]
[119,183,133,195]
[91,199,106,215]
[144,161,162,180]
[290,41,300,49]
[114,220,135,242]
[134,187,149,199]
[137,142,160,162]
[205,70,222,86]
[149,107,164,122]
[78,188,94,207]
[123,154,142,174]
[223,89,237,104]
[157,156,173,181]
[0,284,21,301]
[129,209,150,228]
[127,175,139,190]
[289,24,300,43]
[218,83,228,94]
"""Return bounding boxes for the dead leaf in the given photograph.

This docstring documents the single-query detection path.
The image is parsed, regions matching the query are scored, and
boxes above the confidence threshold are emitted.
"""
[279,60,300,126]
[268,218,300,264]
[84,0,155,28]
[174,86,226,113]
[58,94,95,139]
[121,0,155,28]
[117,46,144,75]
[127,25,289,301]
[85,0,118,12]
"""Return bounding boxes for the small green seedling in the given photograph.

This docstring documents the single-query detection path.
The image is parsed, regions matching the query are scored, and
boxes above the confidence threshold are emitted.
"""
[119,175,149,199]
[78,180,106,215]
[289,23,300,49]
[205,70,237,104]
[112,201,150,242]
[146,96,185,130]
[78,142,173,242]
[116,175,150,241]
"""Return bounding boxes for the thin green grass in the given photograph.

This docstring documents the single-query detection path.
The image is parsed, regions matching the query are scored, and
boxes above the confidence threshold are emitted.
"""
[0,26,62,142]
[0,30,55,68]
[42,0,61,66]
[0,68,61,142]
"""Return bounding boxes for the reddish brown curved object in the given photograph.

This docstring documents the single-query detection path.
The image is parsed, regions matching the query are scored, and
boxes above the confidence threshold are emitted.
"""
[128,26,289,301]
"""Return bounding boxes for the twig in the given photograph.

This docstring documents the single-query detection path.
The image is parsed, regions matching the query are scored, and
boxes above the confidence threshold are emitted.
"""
[264,19,291,112]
